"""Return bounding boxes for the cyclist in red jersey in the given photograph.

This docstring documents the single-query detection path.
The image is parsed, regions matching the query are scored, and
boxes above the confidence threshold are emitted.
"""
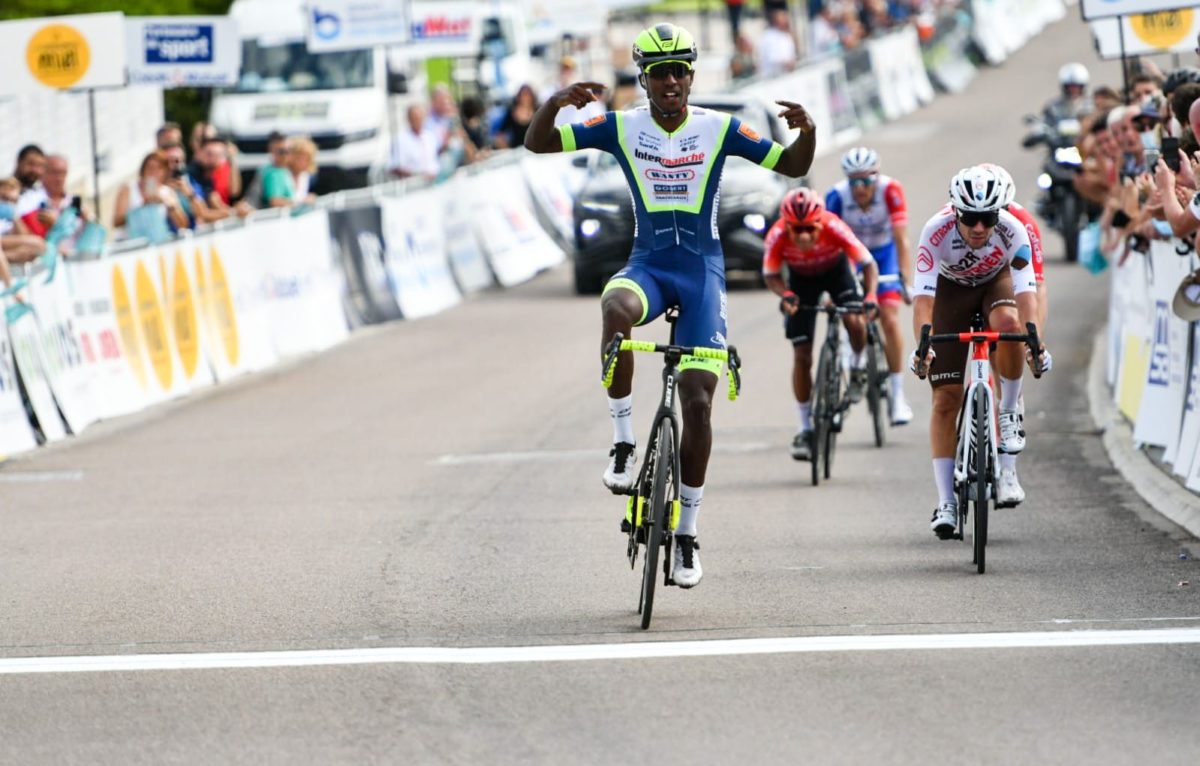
[764,188,880,459]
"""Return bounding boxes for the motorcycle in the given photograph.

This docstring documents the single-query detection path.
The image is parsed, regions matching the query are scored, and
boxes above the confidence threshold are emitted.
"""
[1022,114,1087,262]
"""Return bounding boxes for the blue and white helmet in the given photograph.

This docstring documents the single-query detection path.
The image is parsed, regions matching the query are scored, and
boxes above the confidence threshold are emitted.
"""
[841,146,880,175]
[949,166,1005,213]
[977,163,1016,207]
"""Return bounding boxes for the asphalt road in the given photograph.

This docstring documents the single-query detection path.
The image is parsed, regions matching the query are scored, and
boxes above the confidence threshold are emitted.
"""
[2,15,1199,766]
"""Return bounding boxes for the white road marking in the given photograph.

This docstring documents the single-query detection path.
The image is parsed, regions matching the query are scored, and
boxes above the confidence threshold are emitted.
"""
[434,442,771,465]
[0,470,84,483]
[3,628,1199,675]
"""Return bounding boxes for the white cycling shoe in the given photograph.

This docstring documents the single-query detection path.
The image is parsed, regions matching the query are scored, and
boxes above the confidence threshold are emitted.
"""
[672,535,702,588]
[603,442,637,493]
[930,503,957,540]
[996,469,1026,508]
[890,397,914,426]
[998,410,1025,454]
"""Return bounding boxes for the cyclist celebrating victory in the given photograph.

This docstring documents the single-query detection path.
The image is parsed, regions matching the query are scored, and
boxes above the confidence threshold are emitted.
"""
[763,188,879,460]
[910,166,1049,539]
[825,147,914,425]
[525,23,816,587]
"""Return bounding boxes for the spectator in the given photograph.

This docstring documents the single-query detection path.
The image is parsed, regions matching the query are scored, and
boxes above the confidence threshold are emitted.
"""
[12,145,47,218]
[388,105,440,180]
[1171,83,1200,154]
[162,142,219,228]
[112,150,190,240]
[1109,105,1145,177]
[541,57,603,127]
[808,6,841,58]
[726,0,746,43]
[1129,72,1162,105]
[188,122,241,204]
[730,33,757,82]
[1076,110,1120,206]
[1092,86,1122,113]
[156,122,183,150]
[285,136,318,205]
[427,84,457,152]
[188,136,244,220]
[243,131,287,209]
[493,84,539,149]
[759,9,799,78]
[0,176,44,264]
[460,97,492,160]
[19,154,79,238]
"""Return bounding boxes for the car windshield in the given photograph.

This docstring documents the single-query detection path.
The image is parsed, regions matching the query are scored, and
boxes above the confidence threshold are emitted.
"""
[230,40,373,93]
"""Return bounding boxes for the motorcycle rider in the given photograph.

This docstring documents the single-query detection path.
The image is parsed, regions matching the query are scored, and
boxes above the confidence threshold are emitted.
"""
[1044,63,1092,123]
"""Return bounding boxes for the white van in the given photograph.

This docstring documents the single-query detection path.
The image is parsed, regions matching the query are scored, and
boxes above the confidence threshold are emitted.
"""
[212,0,534,191]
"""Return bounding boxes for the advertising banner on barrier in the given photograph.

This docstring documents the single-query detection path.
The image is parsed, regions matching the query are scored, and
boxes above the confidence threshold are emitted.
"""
[867,27,934,121]
[971,0,1010,64]
[441,175,496,294]
[205,225,280,376]
[842,46,885,132]
[110,249,191,402]
[816,56,861,147]
[381,194,463,319]
[68,259,151,419]
[27,262,98,435]
[159,244,217,391]
[0,298,39,457]
[922,11,977,94]
[1171,324,1200,473]
[521,153,578,249]
[327,204,401,325]
[1133,245,1191,450]
[472,165,566,287]
[252,211,349,356]
[1115,255,1152,419]
[5,298,67,442]
[742,64,835,156]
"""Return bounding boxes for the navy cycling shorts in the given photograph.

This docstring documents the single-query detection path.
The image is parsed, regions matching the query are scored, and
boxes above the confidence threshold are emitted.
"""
[603,255,727,375]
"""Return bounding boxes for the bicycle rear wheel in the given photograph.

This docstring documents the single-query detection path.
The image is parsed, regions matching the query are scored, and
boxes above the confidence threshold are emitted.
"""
[640,417,675,629]
[867,328,887,448]
[973,387,990,574]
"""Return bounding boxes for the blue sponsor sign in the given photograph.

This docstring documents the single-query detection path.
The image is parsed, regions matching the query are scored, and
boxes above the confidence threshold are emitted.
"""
[144,24,213,64]
[126,16,239,87]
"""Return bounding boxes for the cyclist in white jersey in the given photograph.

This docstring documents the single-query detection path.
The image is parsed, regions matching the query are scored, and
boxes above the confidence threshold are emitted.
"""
[825,147,914,424]
[910,166,1050,539]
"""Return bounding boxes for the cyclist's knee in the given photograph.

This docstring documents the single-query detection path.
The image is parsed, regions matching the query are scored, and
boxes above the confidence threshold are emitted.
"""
[793,343,813,365]
[678,375,715,423]
[931,386,961,417]
[989,306,1020,334]
[601,289,642,326]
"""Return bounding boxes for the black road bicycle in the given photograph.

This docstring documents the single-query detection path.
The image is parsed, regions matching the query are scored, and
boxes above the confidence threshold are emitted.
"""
[601,310,741,629]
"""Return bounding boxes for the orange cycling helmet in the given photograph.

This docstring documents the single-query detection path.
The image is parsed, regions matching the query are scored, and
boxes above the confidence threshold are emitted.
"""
[780,187,823,227]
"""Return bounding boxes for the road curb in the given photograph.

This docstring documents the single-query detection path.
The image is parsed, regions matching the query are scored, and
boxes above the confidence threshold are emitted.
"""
[1089,328,1200,539]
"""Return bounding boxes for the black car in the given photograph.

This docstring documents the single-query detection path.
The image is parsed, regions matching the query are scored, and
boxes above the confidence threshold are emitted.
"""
[569,94,795,294]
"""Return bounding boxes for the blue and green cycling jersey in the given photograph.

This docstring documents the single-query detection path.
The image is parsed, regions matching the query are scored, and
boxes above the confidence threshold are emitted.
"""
[559,106,784,260]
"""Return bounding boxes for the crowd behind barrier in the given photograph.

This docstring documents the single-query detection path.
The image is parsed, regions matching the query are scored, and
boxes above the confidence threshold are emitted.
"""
[0,1,1071,460]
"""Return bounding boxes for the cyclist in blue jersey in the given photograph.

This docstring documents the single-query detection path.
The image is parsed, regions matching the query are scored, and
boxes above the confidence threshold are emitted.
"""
[825,147,914,424]
[526,23,816,587]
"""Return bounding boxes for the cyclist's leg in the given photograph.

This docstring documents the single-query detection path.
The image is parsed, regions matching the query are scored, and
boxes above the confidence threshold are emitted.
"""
[984,270,1027,499]
[785,269,826,434]
[836,256,868,356]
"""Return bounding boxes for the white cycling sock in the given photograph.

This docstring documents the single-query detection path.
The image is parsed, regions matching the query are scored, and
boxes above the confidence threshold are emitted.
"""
[999,376,1022,411]
[677,483,703,537]
[933,458,955,506]
[797,400,812,432]
[854,348,867,369]
[999,454,1018,471]
[889,372,905,401]
[609,395,634,445]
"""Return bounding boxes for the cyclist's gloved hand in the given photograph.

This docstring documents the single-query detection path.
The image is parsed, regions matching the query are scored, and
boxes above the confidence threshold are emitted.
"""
[779,290,799,315]
[1027,345,1052,375]
[863,294,878,318]
[909,346,935,377]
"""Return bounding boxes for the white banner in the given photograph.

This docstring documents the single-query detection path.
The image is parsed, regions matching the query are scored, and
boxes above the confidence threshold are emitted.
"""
[866,27,934,122]
[69,259,151,419]
[971,1,1011,64]
[402,2,482,59]
[0,13,125,95]
[206,226,280,376]
[1115,254,1152,420]
[1172,324,1200,473]
[0,296,39,457]
[521,153,577,247]
[1092,10,1200,59]
[472,165,565,287]
[306,0,410,53]
[5,299,68,443]
[381,194,463,319]
[741,64,835,156]
[1133,244,1191,450]
[126,16,240,87]
[27,262,98,435]
[441,175,496,294]
[1082,0,1198,20]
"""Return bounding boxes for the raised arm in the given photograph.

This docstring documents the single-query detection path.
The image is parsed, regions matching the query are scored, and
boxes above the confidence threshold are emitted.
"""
[772,100,817,178]
[524,82,607,154]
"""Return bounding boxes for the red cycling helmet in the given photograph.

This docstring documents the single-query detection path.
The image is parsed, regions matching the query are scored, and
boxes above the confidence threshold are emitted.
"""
[780,187,824,227]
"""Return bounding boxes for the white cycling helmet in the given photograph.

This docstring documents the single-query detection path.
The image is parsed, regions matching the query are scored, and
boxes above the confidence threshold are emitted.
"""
[949,166,1005,213]
[841,146,880,175]
[1059,62,1090,88]
[977,163,1016,207]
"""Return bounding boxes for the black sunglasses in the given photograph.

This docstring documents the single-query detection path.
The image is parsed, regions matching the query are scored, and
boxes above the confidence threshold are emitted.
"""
[956,209,999,228]
[788,223,817,234]
[646,62,692,80]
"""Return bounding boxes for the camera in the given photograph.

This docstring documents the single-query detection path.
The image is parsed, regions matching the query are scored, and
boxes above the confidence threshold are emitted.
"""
[1162,136,1182,173]
[171,167,185,179]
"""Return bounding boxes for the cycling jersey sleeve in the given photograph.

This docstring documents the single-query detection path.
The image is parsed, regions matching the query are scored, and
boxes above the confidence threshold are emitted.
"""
[825,215,874,267]
[1025,220,1045,283]
[824,187,843,218]
[557,112,617,152]
[724,116,784,170]
[1004,218,1037,295]
[762,220,786,275]
[913,216,944,299]
[884,179,908,228]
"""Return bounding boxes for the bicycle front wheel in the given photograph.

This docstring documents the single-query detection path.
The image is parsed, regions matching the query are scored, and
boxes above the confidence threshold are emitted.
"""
[822,343,840,479]
[640,417,675,629]
[867,328,887,448]
[812,343,834,486]
[973,386,990,574]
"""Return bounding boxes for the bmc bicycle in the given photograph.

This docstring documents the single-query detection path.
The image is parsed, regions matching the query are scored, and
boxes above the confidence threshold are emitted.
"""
[914,314,1043,573]
[601,310,741,629]
[793,300,873,486]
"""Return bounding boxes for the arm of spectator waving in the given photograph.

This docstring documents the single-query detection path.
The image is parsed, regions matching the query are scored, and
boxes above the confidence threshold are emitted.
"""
[1156,159,1200,237]
[524,82,606,153]
[112,184,130,228]
[771,100,817,177]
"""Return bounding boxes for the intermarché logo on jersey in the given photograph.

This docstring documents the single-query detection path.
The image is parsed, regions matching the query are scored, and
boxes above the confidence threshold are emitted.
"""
[634,148,706,168]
